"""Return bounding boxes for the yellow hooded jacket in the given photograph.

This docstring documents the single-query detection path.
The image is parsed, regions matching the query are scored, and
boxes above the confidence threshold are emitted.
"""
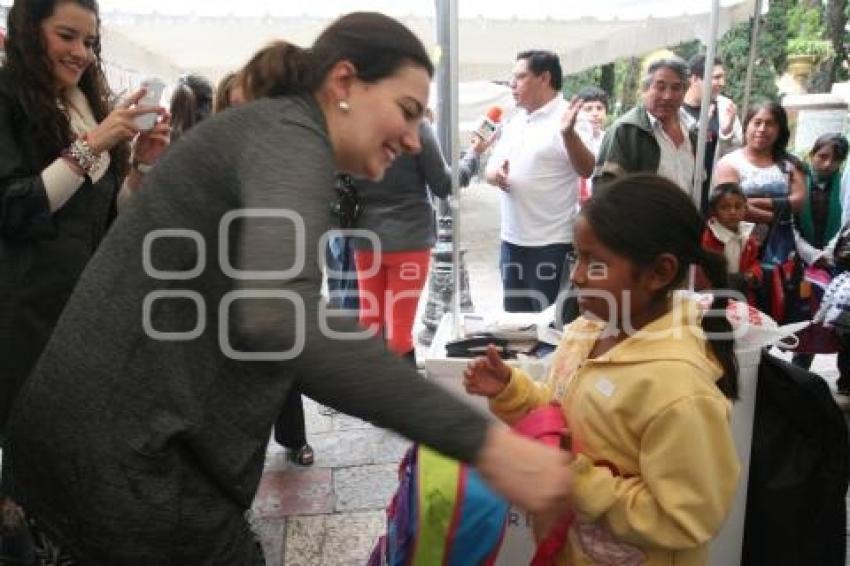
[490,298,740,565]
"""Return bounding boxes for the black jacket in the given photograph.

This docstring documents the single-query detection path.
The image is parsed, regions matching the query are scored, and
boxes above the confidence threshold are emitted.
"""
[0,69,119,431]
[742,351,849,565]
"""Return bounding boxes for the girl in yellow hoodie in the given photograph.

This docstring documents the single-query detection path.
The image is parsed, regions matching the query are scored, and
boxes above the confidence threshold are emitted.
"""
[465,173,740,565]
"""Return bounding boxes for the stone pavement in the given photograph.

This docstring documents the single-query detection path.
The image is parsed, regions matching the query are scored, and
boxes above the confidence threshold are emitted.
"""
[249,183,850,565]
[251,401,407,565]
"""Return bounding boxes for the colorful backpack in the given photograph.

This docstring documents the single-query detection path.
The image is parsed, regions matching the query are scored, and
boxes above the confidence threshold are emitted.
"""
[367,444,510,566]
[368,403,570,566]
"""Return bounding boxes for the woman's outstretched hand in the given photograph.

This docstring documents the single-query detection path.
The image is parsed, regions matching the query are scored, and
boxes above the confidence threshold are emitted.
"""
[476,425,572,516]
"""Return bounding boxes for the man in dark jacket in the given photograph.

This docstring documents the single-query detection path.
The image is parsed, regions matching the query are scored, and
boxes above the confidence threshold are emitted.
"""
[594,57,700,194]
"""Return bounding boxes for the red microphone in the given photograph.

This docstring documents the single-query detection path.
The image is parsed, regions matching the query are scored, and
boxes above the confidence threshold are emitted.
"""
[474,105,502,141]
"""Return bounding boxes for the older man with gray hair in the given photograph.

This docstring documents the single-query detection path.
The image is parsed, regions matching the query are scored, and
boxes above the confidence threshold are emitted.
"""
[593,57,701,192]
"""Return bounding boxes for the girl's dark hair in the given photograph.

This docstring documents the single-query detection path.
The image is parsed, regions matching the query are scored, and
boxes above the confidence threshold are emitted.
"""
[169,74,213,142]
[743,101,803,173]
[213,71,238,113]
[810,132,849,163]
[708,182,746,211]
[4,0,129,177]
[582,173,739,399]
[250,12,434,97]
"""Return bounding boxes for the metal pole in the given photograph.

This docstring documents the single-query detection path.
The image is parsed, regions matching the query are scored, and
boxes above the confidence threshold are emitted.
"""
[446,0,462,339]
[421,0,466,344]
[741,0,764,116]
[435,0,455,171]
[688,0,720,291]
[691,0,720,210]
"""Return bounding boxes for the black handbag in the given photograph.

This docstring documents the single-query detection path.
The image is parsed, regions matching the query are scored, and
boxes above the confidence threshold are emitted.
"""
[330,174,362,228]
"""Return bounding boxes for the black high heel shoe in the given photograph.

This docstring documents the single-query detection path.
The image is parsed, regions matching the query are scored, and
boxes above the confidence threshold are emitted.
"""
[287,444,315,466]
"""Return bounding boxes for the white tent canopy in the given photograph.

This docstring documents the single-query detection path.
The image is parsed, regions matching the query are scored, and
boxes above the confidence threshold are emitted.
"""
[0,0,761,83]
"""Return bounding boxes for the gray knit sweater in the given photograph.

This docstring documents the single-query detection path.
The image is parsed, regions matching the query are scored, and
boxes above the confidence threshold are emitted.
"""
[7,95,488,564]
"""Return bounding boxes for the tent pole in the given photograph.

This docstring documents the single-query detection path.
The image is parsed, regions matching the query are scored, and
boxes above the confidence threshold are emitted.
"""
[692,0,720,211]
[446,0,461,339]
[431,0,462,340]
[741,0,764,116]
[689,0,720,291]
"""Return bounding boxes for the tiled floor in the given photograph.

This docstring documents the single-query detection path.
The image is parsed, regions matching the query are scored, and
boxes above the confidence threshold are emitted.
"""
[252,403,405,565]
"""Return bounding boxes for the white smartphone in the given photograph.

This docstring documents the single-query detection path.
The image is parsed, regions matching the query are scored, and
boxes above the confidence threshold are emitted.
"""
[134,77,165,131]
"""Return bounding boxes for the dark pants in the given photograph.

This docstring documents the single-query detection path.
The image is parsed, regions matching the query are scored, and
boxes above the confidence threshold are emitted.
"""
[500,241,572,313]
[274,391,306,449]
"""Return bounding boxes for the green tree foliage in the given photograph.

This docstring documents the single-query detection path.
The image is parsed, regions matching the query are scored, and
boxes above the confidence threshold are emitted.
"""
[560,0,850,113]
[562,67,602,98]
[717,0,789,105]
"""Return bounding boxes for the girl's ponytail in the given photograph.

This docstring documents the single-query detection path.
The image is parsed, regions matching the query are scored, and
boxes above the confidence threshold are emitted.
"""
[697,248,739,400]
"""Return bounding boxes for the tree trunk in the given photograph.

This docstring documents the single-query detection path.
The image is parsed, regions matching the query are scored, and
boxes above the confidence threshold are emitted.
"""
[600,63,615,100]
[807,0,847,92]
[825,0,848,83]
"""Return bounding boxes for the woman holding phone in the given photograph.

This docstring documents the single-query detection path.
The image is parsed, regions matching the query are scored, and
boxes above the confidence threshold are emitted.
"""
[0,0,170,435]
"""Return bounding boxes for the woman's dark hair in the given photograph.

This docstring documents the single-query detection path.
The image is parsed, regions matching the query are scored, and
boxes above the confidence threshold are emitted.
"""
[213,71,238,113]
[582,173,739,399]
[238,41,308,101]
[743,101,803,173]
[708,182,746,212]
[251,12,434,97]
[810,132,849,163]
[4,0,129,176]
[169,74,213,142]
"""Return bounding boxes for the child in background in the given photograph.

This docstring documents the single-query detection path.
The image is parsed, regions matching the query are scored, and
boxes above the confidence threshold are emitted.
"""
[464,173,740,565]
[797,133,848,258]
[702,182,762,305]
[575,86,609,205]
[811,225,850,395]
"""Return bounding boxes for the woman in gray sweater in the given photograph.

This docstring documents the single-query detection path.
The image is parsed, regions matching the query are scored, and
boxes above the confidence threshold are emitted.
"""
[6,12,570,564]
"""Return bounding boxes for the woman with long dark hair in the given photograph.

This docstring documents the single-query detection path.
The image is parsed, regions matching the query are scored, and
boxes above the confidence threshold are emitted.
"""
[714,101,806,311]
[714,101,806,228]
[0,0,169,431]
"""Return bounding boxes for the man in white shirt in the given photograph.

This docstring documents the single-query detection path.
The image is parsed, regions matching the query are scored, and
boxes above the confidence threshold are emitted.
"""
[594,57,699,197]
[485,50,594,313]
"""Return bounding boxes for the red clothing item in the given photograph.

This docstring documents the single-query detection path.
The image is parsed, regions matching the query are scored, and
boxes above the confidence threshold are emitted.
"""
[698,226,763,305]
[354,249,431,355]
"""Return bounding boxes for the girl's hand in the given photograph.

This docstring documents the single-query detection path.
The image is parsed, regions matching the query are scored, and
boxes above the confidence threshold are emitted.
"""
[133,113,171,166]
[463,344,511,397]
[85,89,164,154]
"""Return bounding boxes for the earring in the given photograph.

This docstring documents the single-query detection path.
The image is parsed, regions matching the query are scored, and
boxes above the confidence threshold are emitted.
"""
[338,100,351,112]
